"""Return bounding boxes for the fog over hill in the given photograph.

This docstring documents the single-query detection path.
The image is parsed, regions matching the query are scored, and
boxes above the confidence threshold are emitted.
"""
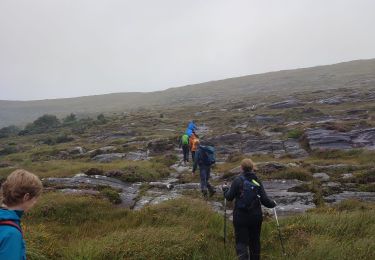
[1,59,375,127]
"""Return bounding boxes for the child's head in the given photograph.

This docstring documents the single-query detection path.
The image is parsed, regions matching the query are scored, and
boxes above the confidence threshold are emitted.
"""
[1,169,43,211]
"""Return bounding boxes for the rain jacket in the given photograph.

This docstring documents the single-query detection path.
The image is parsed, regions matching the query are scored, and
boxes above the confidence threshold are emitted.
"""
[189,134,200,152]
[187,121,197,131]
[0,208,26,260]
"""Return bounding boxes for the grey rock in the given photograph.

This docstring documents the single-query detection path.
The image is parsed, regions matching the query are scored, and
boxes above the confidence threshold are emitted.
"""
[268,100,303,109]
[43,175,140,208]
[324,191,375,204]
[342,173,354,179]
[149,182,174,190]
[92,153,126,163]
[306,129,352,150]
[256,162,288,173]
[69,146,86,155]
[323,182,341,188]
[306,127,375,150]
[317,96,344,105]
[262,179,315,216]
[284,139,309,158]
[125,151,148,161]
[60,189,99,195]
[313,172,330,181]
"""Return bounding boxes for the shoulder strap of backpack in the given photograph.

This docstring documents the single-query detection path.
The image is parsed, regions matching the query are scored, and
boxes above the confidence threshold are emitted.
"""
[0,220,23,237]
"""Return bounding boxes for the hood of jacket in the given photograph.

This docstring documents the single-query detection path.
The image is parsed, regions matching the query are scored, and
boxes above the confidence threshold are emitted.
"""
[0,208,23,224]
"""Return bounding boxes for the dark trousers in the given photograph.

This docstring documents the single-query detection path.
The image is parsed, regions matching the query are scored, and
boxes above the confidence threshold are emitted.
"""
[191,151,196,162]
[199,164,213,193]
[182,145,189,162]
[233,212,262,260]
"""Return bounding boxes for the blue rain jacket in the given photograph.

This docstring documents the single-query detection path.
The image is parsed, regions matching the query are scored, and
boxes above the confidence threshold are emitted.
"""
[0,208,25,260]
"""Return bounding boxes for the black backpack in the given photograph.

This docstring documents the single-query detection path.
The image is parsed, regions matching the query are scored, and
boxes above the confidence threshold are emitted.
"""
[237,175,261,210]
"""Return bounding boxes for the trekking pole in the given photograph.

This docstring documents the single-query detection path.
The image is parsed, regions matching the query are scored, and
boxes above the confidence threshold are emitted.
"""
[223,197,227,246]
[273,207,286,256]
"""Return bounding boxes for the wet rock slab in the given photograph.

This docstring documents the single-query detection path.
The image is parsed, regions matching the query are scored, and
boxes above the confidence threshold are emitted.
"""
[43,174,140,208]
[324,191,375,204]
[306,127,375,150]
[262,179,315,216]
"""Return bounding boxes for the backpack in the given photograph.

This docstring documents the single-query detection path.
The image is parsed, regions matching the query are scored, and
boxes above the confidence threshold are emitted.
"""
[0,220,23,237]
[182,134,189,145]
[237,175,261,210]
[200,146,216,166]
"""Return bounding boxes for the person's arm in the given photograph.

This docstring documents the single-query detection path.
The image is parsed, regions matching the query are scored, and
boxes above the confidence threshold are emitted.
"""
[224,177,241,201]
[0,230,23,260]
[258,181,276,208]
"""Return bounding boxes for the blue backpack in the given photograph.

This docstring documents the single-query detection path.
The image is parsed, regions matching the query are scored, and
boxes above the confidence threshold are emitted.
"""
[237,175,261,210]
[200,146,216,166]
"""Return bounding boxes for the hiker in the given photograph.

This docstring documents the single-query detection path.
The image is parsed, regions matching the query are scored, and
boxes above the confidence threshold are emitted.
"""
[192,144,216,197]
[189,132,200,163]
[0,169,43,260]
[179,133,190,164]
[222,159,276,260]
[187,120,197,132]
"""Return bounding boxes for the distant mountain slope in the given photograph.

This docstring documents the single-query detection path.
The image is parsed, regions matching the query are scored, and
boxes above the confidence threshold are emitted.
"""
[1,59,375,127]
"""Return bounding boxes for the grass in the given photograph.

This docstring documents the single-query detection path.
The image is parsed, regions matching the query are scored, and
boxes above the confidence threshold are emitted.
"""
[0,157,173,182]
[22,192,375,260]
[24,193,237,259]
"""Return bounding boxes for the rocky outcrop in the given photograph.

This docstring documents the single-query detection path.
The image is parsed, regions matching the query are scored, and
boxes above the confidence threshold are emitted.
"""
[43,174,140,208]
[306,129,352,150]
[207,133,307,159]
[306,128,375,150]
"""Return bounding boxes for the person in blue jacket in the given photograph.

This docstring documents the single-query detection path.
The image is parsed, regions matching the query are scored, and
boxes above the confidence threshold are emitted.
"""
[187,120,197,132]
[0,169,43,260]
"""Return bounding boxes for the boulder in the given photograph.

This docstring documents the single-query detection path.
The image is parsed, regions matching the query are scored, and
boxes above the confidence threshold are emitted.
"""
[69,146,86,155]
[256,162,288,173]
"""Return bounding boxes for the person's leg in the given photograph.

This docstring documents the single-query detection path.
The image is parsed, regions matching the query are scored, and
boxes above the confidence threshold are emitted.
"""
[191,151,195,163]
[248,218,262,260]
[183,146,189,162]
[234,223,250,260]
[199,166,208,196]
[206,167,216,196]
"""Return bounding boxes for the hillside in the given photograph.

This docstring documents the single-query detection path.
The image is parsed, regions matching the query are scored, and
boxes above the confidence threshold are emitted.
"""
[1,59,375,127]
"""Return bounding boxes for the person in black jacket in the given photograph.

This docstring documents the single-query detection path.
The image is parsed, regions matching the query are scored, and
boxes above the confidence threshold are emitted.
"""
[223,158,276,260]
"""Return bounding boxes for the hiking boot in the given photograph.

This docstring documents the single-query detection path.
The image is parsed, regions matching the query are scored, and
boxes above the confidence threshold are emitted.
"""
[208,187,216,197]
[201,189,208,198]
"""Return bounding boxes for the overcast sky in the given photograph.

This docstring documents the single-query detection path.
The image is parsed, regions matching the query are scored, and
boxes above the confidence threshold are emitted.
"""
[1,0,374,101]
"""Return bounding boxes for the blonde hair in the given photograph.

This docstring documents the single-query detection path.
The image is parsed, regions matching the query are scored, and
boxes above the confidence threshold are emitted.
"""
[241,158,257,172]
[1,169,43,207]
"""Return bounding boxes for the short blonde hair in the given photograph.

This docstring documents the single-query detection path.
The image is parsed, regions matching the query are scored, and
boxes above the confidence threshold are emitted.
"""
[1,169,43,207]
[241,158,257,172]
